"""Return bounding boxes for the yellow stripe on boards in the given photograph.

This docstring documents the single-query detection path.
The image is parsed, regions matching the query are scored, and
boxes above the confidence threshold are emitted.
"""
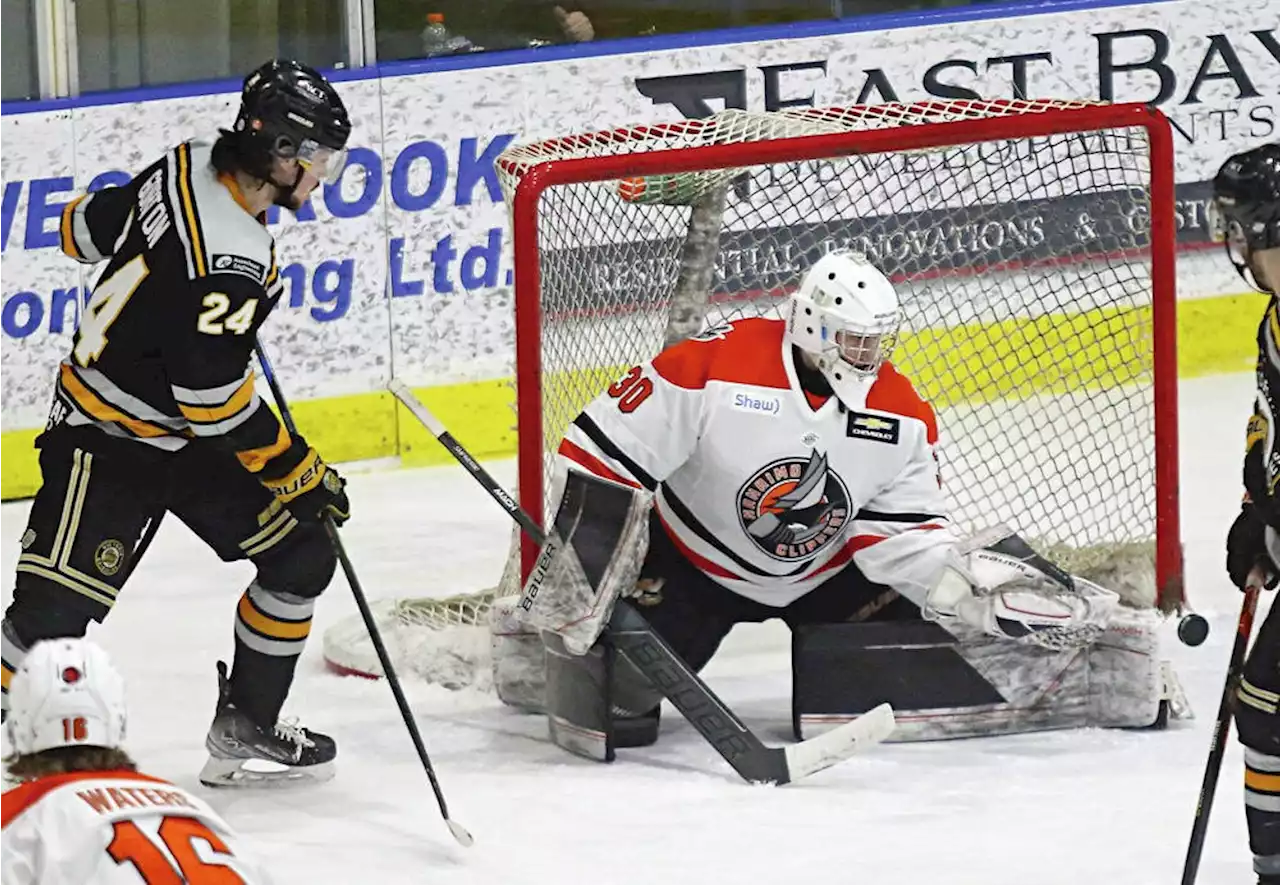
[0,290,1271,500]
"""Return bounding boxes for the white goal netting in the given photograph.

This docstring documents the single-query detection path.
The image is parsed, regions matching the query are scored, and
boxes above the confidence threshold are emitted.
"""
[323,99,1180,684]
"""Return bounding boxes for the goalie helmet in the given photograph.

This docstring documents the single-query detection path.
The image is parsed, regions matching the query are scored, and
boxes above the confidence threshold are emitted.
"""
[785,251,900,403]
[6,638,127,756]
[1210,142,1280,294]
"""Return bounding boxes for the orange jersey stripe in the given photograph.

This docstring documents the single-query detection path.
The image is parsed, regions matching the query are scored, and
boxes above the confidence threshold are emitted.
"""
[176,144,206,277]
[60,365,172,439]
[177,374,256,423]
[657,511,743,582]
[60,195,87,261]
[866,362,939,444]
[235,421,291,473]
[558,439,642,489]
[3,769,173,827]
[651,318,791,391]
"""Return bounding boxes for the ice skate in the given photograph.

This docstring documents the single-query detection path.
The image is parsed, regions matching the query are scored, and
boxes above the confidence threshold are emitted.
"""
[199,662,336,787]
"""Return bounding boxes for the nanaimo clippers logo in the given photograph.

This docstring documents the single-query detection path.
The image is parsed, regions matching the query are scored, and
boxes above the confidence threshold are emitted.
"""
[737,451,850,561]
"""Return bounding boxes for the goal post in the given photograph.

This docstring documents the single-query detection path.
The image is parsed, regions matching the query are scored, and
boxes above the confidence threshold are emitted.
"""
[502,99,1180,610]
[321,98,1182,684]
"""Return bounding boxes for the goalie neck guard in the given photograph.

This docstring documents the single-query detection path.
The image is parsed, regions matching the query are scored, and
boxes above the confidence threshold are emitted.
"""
[784,251,901,406]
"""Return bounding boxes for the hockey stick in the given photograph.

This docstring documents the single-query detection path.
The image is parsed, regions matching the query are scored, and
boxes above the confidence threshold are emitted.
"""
[1180,582,1262,884]
[120,511,164,584]
[389,378,895,785]
[254,344,473,848]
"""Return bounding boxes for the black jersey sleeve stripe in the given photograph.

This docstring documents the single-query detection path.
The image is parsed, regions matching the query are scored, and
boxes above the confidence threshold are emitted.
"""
[659,486,810,579]
[853,509,948,524]
[572,413,657,491]
[175,143,208,277]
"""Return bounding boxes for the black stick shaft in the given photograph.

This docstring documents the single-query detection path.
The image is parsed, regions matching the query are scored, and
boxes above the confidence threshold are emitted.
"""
[1180,587,1260,884]
[255,344,471,846]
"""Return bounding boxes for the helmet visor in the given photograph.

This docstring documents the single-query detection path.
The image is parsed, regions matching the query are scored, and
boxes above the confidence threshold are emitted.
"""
[1210,199,1267,291]
[296,138,348,185]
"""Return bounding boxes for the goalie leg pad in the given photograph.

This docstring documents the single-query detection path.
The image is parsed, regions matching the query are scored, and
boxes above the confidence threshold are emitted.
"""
[544,631,616,762]
[519,469,653,655]
[490,595,546,712]
[793,608,1179,741]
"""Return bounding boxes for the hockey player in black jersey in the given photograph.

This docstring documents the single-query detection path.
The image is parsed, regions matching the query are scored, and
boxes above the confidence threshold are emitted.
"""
[0,59,353,787]
[1214,142,1280,885]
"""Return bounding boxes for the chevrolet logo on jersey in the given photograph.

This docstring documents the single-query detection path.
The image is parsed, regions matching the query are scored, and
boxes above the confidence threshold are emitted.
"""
[847,411,900,444]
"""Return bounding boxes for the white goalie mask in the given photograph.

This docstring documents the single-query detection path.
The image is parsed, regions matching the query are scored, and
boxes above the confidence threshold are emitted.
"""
[6,638,127,756]
[785,251,901,402]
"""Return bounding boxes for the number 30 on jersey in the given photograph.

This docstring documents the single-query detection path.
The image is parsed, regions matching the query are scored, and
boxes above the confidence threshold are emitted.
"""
[607,366,653,414]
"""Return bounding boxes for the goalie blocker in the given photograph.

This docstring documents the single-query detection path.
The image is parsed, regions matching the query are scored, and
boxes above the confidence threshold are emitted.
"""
[492,471,1189,760]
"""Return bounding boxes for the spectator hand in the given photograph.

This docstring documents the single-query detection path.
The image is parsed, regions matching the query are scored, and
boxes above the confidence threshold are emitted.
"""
[554,6,595,41]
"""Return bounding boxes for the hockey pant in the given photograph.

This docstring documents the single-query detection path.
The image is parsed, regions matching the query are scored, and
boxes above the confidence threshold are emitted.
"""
[2,426,335,727]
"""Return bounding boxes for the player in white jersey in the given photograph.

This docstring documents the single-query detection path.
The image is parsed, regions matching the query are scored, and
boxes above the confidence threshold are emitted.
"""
[494,250,1182,754]
[2,638,270,884]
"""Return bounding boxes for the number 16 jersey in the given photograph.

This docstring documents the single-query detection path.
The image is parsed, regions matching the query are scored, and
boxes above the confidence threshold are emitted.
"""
[2,769,270,884]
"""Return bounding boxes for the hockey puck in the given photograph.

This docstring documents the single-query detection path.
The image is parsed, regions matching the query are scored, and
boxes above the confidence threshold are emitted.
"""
[1177,613,1210,647]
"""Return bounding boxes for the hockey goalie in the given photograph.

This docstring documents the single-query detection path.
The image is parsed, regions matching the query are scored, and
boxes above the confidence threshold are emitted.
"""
[493,250,1186,759]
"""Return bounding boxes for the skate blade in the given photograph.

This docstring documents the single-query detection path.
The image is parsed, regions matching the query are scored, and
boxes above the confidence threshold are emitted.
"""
[198,754,335,788]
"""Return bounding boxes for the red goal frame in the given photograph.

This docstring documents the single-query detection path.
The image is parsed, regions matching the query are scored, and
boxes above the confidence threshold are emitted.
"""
[503,101,1182,611]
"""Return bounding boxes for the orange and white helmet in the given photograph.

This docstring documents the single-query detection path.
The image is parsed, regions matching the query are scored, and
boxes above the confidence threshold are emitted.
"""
[785,250,900,402]
[6,638,127,755]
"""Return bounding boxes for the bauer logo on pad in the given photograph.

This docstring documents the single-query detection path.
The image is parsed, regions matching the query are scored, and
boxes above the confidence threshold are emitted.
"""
[846,412,900,444]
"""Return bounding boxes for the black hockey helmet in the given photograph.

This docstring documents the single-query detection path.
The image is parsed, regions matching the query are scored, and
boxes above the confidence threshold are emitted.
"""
[1210,142,1280,293]
[232,59,351,186]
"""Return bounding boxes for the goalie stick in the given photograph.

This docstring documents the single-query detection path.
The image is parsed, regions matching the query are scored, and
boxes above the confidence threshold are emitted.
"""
[255,344,474,848]
[389,377,895,785]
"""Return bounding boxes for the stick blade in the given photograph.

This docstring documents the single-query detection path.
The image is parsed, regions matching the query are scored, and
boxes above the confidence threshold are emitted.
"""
[782,703,895,781]
[447,818,475,847]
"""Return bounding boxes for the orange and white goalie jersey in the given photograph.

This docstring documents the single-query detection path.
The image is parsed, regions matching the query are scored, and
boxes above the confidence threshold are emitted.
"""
[2,770,271,884]
[558,317,956,608]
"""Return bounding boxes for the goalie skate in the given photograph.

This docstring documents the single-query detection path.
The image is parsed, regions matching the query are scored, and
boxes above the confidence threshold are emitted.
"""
[198,662,336,787]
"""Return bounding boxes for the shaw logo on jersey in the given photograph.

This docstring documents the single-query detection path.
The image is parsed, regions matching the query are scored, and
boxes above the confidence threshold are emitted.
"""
[731,391,781,416]
[737,451,850,561]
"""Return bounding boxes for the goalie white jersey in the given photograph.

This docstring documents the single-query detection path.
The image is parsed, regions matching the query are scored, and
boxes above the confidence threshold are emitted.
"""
[558,317,957,608]
[2,770,271,884]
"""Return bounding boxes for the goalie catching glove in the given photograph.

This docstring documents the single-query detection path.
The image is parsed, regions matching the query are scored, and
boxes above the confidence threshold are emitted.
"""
[923,526,1119,649]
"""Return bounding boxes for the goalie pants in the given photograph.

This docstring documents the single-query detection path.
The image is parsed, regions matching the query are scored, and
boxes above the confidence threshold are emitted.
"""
[1239,601,1280,880]
[633,514,918,675]
[1,426,335,728]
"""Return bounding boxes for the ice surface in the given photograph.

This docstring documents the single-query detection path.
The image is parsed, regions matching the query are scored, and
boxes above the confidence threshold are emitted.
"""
[1,372,1272,885]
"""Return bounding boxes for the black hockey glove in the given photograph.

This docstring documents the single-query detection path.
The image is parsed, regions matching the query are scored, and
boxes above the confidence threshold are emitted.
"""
[262,447,351,526]
[1226,502,1279,591]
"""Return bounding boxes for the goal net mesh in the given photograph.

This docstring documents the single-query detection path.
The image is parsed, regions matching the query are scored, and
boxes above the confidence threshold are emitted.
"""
[322,99,1176,684]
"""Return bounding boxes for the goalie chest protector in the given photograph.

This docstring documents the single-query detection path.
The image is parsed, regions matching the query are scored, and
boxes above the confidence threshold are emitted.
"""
[559,317,945,608]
